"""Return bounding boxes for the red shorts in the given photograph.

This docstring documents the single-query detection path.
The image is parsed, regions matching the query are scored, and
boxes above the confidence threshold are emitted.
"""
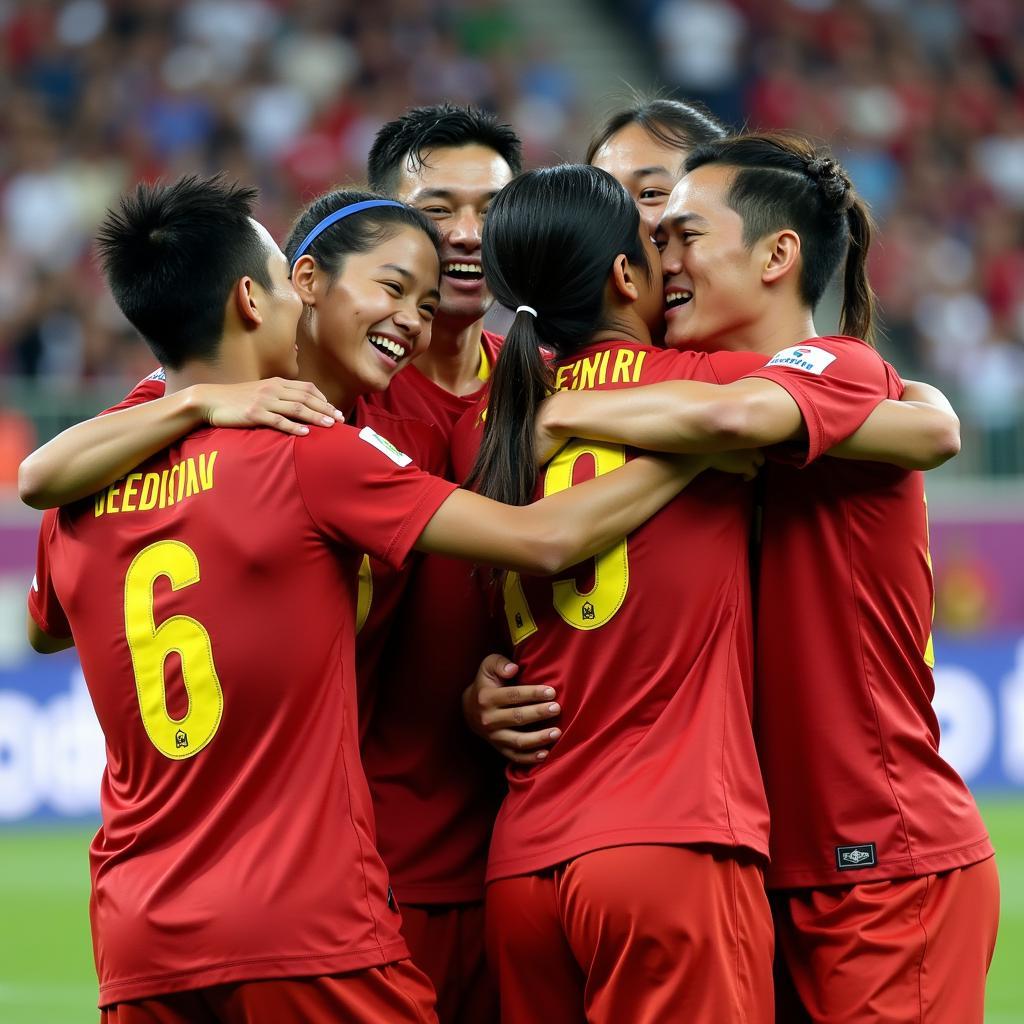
[772,855,1000,1024]
[400,901,498,1024]
[99,960,437,1024]
[486,843,774,1024]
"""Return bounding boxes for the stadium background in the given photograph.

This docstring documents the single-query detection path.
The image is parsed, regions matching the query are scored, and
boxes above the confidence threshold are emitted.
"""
[0,0,1021,1020]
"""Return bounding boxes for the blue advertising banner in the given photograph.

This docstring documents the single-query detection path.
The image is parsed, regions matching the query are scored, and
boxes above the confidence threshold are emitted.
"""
[0,633,1021,824]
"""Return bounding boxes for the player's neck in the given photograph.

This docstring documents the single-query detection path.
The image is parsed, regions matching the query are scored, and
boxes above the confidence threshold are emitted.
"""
[162,337,261,396]
[412,315,486,396]
[738,309,818,357]
[296,335,359,418]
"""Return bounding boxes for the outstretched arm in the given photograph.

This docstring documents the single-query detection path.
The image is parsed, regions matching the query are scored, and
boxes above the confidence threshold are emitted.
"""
[535,377,804,463]
[828,380,960,470]
[19,379,342,509]
[416,449,762,575]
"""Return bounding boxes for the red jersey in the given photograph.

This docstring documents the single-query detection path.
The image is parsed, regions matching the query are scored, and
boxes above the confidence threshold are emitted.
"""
[28,420,456,1005]
[101,371,449,734]
[747,336,992,887]
[359,330,510,905]
[451,340,771,883]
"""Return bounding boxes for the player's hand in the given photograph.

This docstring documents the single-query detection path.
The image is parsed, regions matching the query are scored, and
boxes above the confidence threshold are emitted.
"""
[706,448,765,481]
[192,379,344,436]
[533,394,568,467]
[462,653,563,765]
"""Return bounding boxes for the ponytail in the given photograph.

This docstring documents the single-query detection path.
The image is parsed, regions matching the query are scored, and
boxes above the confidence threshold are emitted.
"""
[840,198,877,346]
[466,165,649,506]
[465,310,551,506]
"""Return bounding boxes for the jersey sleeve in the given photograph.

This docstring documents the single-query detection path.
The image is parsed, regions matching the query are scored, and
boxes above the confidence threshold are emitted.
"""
[744,337,890,466]
[292,423,459,570]
[100,369,167,416]
[27,509,71,638]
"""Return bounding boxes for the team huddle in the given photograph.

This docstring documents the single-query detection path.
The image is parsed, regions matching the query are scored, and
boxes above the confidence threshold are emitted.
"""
[23,101,999,1024]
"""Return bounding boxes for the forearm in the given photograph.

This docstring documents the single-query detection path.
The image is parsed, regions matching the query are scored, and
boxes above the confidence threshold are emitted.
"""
[417,454,704,574]
[19,389,204,509]
[829,383,961,470]
[541,379,801,455]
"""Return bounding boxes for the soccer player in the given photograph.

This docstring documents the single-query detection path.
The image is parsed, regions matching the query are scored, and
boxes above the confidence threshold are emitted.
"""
[452,163,774,1024]
[526,136,999,1023]
[361,103,523,1022]
[586,96,729,238]
[21,104,521,1023]
[26,174,723,1023]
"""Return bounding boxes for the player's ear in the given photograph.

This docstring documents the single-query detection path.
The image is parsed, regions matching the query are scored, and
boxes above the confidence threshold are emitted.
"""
[760,229,800,286]
[234,276,262,328]
[290,254,318,306]
[609,253,639,302]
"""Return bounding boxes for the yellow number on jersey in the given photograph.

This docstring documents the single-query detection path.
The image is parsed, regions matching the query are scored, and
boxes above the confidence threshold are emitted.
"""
[124,540,224,759]
[503,440,630,642]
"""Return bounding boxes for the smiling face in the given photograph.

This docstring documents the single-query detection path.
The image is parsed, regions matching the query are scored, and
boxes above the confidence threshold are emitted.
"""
[657,164,771,353]
[394,143,514,326]
[304,225,440,398]
[591,122,687,240]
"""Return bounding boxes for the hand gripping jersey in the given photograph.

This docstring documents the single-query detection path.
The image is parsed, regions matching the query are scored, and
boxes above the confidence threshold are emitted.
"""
[28,419,456,1006]
[360,329,508,906]
[451,340,771,883]
[747,336,993,887]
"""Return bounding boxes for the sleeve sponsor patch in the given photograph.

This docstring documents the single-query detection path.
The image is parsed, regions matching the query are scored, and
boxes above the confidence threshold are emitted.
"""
[358,426,412,467]
[765,345,837,375]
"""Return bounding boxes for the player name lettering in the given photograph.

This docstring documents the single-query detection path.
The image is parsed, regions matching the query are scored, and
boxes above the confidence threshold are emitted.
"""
[94,452,218,517]
[554,348,647,392]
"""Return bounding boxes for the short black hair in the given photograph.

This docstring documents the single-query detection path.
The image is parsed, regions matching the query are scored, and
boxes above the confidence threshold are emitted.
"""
[367,103,523,195]
[586,95,729,166]
[95,174,274,369]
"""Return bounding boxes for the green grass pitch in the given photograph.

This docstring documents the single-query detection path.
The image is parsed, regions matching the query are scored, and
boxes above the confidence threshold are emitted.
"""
[1,799,1021,1023]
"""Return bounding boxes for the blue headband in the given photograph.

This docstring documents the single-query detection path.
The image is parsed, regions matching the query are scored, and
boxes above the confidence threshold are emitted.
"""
[289,199,406,267]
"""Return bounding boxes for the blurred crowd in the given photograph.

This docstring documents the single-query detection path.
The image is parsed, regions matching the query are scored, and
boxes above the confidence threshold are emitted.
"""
[625,0,1024,474]
[1,0,1022,477]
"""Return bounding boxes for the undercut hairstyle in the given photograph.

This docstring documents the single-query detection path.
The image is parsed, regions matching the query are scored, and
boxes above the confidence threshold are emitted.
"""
[95,174,274,369]
[585,95,729,166]
[283,189,440,278]
[685,133,877,344]
[367,103,523,196]
[466,165,651,508]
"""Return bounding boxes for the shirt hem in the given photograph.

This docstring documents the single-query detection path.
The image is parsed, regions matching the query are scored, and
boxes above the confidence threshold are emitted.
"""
[486,825,769,883]
[765,836,994,890]
[97,938,410,1008]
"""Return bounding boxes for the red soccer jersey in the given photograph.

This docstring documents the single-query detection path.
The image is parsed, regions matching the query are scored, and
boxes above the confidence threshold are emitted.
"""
[359,330,510,905]
[99,371,449,733]
[28,421,456,1005]
[747,335,993,887]
[451,340,771,883]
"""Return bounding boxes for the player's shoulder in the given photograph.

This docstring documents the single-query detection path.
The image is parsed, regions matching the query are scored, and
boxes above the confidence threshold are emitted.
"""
[482,330,504,363]
[764,335,883,375]
[100,367,167,415]
[355,403,448,474]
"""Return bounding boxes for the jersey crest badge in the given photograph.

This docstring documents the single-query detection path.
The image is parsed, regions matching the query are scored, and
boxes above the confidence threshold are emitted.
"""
[766,345,837,375]
[835,842,877,870]
[358,426,413,467]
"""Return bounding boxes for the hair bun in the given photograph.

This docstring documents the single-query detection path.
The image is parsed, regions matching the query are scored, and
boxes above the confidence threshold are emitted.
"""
[807,155,852,210]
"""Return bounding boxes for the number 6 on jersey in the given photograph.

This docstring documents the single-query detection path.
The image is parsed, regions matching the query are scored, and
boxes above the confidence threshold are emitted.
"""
[124,540,224,759]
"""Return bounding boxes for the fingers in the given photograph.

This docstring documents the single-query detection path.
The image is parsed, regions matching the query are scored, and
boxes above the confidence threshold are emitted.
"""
[479,697,561,732]
[491,726,562,765]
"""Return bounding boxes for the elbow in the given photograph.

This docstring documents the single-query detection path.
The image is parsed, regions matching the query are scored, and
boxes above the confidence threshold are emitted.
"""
[17,460,49,510]
[917,417,961,470]
[523,524,578,576]
[691,396,760,448]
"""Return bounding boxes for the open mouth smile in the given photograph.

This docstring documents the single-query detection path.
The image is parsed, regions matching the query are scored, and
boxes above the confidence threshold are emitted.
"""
[442,261,484,285]
[367,333,410,366]
[665,289,693,311]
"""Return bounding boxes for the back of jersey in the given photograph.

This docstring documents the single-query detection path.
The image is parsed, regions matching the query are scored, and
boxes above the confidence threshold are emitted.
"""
[31,422,455,1004]
[482,340,770,883]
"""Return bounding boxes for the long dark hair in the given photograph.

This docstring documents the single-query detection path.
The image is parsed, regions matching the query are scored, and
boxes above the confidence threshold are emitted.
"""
[466,164,650,507]
[686,133,877,343]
